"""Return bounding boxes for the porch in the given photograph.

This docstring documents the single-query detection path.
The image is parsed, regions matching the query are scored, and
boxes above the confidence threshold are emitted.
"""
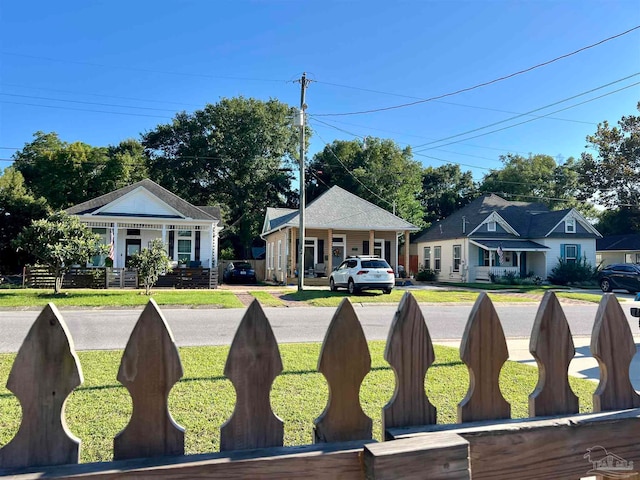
[470,239,549,283]
[25,266,218,289]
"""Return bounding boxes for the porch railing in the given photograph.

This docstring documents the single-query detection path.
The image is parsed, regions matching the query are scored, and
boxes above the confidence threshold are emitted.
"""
[0,292,638,478]
[475,266,520,281]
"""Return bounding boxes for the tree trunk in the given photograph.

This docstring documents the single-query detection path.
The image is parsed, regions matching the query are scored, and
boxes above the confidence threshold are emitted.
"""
[54,275,63,294]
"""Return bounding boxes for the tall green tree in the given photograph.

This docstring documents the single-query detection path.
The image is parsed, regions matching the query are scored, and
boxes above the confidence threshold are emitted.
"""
[479,153,589,213]
[13,132,148,209]
[307,138,425,227]
[143,97,299,257]
[0,167,51,273]
[13,211,108,293]
[577,102,640,232]
[420,164,477,226]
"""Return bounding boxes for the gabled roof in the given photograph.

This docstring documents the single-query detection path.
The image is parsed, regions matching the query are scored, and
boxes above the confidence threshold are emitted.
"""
[413,193,599,243]
[66,178,221,223]
[262,186,418,236]
[597,233,640,251]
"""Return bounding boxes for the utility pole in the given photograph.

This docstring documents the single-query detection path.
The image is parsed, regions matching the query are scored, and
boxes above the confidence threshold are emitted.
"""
[296,73,310,292]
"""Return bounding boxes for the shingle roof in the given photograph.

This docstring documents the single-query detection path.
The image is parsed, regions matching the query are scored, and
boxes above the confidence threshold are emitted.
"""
[262,186,418,235]
[66,178,221,222]
[597,234,640,251]
[414,194,601,243]
[413,194,546,242]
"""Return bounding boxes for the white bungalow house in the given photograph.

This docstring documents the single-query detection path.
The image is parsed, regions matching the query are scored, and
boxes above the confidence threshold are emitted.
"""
[66,179,223,274]
[596,234,640,266]
[261,186,419,283]
[412,194,601,282]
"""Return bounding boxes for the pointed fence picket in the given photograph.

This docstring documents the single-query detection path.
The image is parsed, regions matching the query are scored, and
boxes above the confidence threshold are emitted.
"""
[1,291,640,479]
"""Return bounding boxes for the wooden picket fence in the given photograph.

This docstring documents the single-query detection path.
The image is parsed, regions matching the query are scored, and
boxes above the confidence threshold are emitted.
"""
[1,291,639,479]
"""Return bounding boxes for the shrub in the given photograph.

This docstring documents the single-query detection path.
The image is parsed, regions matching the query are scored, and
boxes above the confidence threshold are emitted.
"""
[415,268,436,281]
[548,256,596,285]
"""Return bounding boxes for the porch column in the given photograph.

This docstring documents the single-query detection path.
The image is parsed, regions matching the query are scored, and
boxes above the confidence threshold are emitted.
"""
[290,227,296,279]
[404,230,410,275]
[516,251,521,275]
[162,225,167,245]
[369,230,375,255]
[489,249,493,268]
[327,228,333,274]
[113,222,119,268]
[209,225,215,268]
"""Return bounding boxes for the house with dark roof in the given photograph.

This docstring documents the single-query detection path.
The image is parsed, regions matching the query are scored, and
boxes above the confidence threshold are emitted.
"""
[260,186,419,283]
[66,179,223,276]
[412,194,601,283]
[596,234,640,265]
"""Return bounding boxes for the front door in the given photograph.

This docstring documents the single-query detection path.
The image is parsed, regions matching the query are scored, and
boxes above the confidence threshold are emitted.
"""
[125,239,141,267]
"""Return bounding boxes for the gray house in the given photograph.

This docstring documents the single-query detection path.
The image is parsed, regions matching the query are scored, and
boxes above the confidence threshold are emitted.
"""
[412,194,601,282]
[261,186,419,283]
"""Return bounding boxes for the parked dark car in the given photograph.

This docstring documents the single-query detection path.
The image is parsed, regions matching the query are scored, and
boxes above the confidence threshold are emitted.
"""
[597,263,640,293]
[223,262,257,284]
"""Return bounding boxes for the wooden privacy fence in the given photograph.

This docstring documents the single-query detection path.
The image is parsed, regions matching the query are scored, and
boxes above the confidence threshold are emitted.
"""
[1,292,640,479]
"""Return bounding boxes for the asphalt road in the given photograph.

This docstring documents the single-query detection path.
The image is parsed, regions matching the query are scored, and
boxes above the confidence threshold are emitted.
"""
[1,301,635,353]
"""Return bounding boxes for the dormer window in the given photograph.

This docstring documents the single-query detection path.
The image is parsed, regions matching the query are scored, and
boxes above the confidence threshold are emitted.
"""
[565,218,576,233]
[487,221,496,232]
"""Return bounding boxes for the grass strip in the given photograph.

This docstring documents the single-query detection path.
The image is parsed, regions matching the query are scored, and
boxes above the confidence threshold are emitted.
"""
[0,342,596,463]
[0,289,244,308]
[248,291,285,307]
[284,289,538,307]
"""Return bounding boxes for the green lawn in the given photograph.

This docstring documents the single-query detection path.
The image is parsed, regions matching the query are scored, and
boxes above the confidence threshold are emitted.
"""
[249,290,286,307]
[283,289,538,307]
[0,342,597,463]
[0,289,244,308]
[553,292,605,303]
[443,282,566,291]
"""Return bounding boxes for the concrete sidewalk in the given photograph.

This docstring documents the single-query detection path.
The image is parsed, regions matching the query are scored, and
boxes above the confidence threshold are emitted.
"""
[437,336,640,390]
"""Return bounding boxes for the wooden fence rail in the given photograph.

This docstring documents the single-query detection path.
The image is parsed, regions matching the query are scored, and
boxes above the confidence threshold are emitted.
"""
[1,292,639,479]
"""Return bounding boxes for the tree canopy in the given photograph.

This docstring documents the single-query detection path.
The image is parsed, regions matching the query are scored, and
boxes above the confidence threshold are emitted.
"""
[0,167,50,274]
[13,132,148,210]
[420,164,477,226]
[307,138,425,227]
[129,239,172,295]
[143,97,300,258]
[577,102,640,209]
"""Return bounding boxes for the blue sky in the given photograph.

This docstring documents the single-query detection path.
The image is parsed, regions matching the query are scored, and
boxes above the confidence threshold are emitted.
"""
[1,0,639,182]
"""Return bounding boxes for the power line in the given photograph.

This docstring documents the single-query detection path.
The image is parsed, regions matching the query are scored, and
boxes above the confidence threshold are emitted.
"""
[313,130,394,208]
[412,72,640,149]
[0,82,202,108]
[1,51,287,83]
[0,93,182,113]
[314,25,640,116]
[316,82,595,126]
[0,100,173,119]
[308,115,531,155]
[414,80,640,153]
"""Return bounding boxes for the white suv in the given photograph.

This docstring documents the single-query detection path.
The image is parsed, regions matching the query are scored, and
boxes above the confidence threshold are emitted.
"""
[329,256,395,294]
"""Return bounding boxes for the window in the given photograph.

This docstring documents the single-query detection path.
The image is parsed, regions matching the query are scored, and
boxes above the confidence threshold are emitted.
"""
[453,245,461,272]
[424,247,431,270]
[177,240,191,263]
[277,240,282,270]
[565,218,576,233]
[268,242,274,270]
[434,246,441,272]
[487,221,496,232]
[177,230,192,263]
[482,249,490,266]
[565,244,577,264]
[374,239,384,259]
